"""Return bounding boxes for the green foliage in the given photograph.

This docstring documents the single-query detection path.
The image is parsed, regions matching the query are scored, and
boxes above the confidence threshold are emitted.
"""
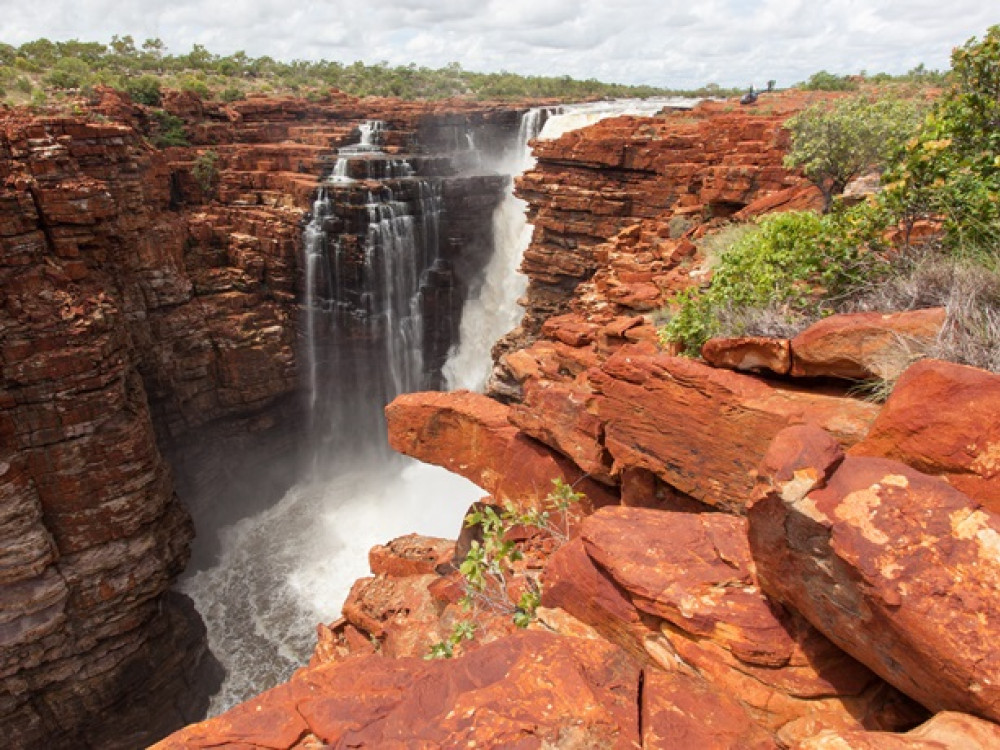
[660,206,887,352]
[123,74,162,105]
[1,35,730,107]
[784,95,924,209]
[885,25,1000,255]
[800,70,858,91]
[150,109,188,147]
[44,56,91,89]
[426,620,477,660]
[428,478,585,658]
[192,149,220,197]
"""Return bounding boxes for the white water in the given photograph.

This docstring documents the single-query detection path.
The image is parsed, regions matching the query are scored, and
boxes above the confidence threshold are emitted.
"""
[181,458,479,713]
[443,97,699,391]
[182,98,700,715]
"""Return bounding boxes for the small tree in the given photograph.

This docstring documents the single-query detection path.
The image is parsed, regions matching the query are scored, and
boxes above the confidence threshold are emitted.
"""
[192,150,220,198]
[784,95,923,210]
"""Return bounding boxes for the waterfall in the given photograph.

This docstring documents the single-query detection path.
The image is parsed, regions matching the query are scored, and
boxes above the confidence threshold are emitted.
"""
[181,120,480,715]
[442,107,546,391]
[179,99,703,716]
[442,98,700,392]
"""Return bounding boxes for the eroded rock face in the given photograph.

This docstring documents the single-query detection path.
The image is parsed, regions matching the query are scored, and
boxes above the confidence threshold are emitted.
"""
[591,348,879,512]
[543,506,920,743]
[750,425,1000,722]
[153,630,642,749]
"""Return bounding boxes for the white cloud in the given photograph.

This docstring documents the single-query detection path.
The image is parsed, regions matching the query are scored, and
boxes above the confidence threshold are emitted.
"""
[0,0,995,88]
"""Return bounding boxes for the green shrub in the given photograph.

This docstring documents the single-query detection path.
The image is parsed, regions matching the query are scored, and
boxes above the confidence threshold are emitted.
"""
[801,70,858,91]
[426,479,584,659]
[150,109,188,147]
[784,95,924,210]
[123,74,161,106]
[885,25,1000,255]
[44,57,90,89]
[660,206,887,352]
[192,149,220,196]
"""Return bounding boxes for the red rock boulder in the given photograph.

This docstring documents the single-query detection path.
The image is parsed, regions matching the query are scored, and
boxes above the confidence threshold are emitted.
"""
[850,359,1000,512]
[750,424,1000,722]
[789,308,945,380]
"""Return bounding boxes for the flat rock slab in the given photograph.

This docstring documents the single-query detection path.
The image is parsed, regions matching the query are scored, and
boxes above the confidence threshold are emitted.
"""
[153,631,641,749]
[750,425,1000,722]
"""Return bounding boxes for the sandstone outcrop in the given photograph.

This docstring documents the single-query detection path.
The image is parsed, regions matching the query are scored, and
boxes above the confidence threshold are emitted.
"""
[386,389,618,508]
[850,359,1000,512]
[591,347,879,511]
[153,630,642,749]
[750,424,1000,723]
[543,506,921,745]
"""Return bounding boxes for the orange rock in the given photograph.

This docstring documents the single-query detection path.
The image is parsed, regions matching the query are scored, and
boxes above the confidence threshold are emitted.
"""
[643,669,779,750]
[702,335,792,374]
[543,506,920,740]
[368,534,454,578]
[154,631,642,749]
[750,425,1000,722]
[590,347,879,511]
[796,711,1000,750]
[385,389,619,508]
[850,359,1000,512]
[789,308,945,380]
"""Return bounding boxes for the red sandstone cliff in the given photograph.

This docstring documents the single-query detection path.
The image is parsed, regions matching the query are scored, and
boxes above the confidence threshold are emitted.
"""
[0,90,526,748]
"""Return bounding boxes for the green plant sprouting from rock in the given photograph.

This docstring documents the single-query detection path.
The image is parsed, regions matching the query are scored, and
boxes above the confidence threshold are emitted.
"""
[192,149,221,198]
[426,478,584,659]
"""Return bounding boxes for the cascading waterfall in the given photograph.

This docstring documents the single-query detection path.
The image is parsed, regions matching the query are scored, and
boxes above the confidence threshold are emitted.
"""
[180,100,701,716]
[442,98,697,391]
[442,107,547,391]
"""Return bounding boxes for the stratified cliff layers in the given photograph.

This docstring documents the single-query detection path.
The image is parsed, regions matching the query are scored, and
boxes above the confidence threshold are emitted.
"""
[0,90,521,747]
[10,85,1000,749]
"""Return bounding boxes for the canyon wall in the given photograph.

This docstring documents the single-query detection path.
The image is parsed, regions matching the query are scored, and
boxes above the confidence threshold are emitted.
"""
[158,91,1000,749]
[0,90,520,747]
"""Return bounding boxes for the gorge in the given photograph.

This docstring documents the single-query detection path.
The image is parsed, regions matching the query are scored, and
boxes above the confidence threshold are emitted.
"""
[4,80,1000,750]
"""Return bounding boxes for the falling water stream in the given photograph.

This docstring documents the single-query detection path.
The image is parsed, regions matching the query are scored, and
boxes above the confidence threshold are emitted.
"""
[180,98,697,715]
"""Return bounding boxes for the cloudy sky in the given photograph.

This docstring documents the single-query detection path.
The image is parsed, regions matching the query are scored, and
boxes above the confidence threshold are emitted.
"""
[1,1,995,88]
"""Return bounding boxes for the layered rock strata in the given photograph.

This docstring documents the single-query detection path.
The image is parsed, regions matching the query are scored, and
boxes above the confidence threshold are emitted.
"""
[0,92,525,747]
